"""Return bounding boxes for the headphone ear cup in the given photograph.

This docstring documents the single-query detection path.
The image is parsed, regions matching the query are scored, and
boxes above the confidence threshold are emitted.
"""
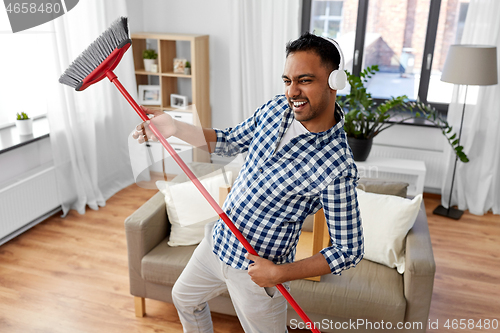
[336,69,347,90]
[328,69,347,90]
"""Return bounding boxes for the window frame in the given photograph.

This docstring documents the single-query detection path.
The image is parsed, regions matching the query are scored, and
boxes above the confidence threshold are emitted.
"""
[302,0,449,117]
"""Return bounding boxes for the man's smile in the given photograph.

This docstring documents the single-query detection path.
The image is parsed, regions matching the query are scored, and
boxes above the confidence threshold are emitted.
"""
[291,100,308,111]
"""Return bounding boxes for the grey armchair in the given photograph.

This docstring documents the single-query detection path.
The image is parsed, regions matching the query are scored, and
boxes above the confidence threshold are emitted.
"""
[124,175,435,332]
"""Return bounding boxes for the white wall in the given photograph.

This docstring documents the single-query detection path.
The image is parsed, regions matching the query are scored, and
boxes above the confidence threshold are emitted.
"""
[125,0,144,32]
[374,124,445,152]
[127,0,236,130]
[372,124,446,192]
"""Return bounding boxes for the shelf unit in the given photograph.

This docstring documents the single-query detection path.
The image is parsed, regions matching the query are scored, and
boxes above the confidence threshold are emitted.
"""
[131,32,211,167]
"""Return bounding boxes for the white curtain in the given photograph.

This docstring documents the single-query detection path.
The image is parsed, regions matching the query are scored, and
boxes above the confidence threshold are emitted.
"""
[48,1,138,216]
[441,0,500,215]
[229,0,302,122]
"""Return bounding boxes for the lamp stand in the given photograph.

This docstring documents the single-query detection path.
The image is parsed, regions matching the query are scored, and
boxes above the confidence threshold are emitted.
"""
[433,85,468,220]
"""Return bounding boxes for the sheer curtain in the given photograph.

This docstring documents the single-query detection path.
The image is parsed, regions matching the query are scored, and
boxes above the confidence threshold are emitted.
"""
[229,0,302,121]
[441,0,500,215]
[48,1,138,216]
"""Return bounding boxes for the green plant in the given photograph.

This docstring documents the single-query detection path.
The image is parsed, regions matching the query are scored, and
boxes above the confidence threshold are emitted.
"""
[185,61,191,68]
[16,112,29,120]
[142,49,158,59]
[339,65,468,162]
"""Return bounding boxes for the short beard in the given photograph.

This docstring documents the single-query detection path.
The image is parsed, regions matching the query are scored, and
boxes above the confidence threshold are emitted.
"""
[291,89,330,123]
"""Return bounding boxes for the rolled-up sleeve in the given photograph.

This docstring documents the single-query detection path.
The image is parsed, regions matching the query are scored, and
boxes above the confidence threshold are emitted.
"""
[319,166,364,275]
[212,105,267,157]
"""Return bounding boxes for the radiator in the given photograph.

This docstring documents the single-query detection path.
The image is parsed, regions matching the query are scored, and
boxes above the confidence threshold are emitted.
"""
[0,164,60,244]
[370,144,445,193]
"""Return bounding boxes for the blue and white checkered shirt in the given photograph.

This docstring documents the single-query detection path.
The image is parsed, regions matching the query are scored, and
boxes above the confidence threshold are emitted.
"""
[212,94,364,275]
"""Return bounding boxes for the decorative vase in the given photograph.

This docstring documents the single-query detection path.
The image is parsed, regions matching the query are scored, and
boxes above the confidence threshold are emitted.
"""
[16,118,33,135]
[143,59,157,72]
[347,136,373,162]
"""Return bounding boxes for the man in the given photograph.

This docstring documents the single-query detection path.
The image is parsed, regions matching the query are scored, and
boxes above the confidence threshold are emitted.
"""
[133,32,363,333]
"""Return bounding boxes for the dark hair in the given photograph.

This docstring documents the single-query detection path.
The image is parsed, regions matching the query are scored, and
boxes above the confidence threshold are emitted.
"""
[285,32,341,72]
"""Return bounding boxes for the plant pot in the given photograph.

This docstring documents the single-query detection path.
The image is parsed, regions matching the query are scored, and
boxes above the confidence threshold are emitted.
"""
[347,136,373,162]
[16,118,33,135]
[184,67,191,75]
[143,59,157,72]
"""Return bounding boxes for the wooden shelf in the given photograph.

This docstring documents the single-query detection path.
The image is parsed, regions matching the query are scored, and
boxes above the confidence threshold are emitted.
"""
[131,32,211,165]
[162,106,193,112]
[140,104,161,109]
[134,70,192,78]
[130,32,207,41]
[134,70,160,75]
[161,71,192,78]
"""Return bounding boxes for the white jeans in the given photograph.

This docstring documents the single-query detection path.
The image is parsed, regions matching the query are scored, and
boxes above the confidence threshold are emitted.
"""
[172,223,289,333]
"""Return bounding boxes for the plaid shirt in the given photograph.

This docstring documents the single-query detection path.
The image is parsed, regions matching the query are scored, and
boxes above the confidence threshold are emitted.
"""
[212,94,364,275]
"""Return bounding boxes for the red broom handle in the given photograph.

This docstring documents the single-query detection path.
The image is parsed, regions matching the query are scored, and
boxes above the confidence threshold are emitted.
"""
[106,71,320,333]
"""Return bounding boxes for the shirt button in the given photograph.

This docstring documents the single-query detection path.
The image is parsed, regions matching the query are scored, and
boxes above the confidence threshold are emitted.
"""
[259,168,263,173]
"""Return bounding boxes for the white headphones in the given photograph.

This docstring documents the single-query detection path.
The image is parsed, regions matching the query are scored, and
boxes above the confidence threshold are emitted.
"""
[320,36,347,91]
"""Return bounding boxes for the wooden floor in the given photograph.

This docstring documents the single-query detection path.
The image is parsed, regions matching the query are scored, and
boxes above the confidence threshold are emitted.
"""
[0,185,499,332]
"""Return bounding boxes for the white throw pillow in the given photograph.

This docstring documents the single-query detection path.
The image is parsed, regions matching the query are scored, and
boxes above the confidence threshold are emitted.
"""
[156,170,232,247]
[356,188,423,273]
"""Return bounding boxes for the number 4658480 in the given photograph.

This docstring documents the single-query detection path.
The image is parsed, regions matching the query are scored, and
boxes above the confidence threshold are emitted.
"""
[6,2,62,14]
[444,319,499,330]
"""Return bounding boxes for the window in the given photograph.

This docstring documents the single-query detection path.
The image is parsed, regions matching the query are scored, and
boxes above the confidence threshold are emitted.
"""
[427,0,470,104]
[310,1,344,39]
[303,0,471,113]
[307,0,359,96]
[0,10,55,128]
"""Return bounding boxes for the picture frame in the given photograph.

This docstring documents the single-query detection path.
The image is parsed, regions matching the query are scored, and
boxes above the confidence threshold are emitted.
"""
[173,58,187,74]
[138,85,161,105]
[170,94,188,109]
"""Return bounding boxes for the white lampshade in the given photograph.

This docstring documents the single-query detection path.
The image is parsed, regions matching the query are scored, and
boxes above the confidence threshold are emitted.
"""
[441,45,498,86]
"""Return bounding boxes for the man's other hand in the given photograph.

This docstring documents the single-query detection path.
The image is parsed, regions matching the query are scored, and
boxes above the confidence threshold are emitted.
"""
[132,106,177,144]
[245,253,282,288]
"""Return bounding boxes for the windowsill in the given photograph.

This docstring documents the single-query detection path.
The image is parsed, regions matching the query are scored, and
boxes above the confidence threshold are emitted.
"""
[385,112,446,128]
[0,116,50,155]
[385,114,441,128]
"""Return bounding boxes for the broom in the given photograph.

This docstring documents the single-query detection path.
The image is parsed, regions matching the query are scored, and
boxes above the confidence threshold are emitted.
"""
[59,17,320,333]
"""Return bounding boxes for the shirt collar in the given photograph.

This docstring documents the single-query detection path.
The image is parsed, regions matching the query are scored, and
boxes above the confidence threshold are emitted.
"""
[282,102,345,149]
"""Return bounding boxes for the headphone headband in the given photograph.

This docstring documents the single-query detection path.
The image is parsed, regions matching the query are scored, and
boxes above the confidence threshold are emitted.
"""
[318,35,347,90]
[320,36,345,72]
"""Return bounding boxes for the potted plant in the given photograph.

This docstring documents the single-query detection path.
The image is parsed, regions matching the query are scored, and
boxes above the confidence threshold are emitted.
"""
[184,61,191,75]
[339,65,468,163]
[16,112,33,135]
[142,49,158,72]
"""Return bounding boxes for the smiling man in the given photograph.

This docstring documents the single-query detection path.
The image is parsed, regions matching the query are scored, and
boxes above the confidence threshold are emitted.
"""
[282,50,337,132]
[134,31,364,333]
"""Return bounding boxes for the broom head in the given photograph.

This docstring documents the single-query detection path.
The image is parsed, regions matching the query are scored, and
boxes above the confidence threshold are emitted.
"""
[59,17,131,91]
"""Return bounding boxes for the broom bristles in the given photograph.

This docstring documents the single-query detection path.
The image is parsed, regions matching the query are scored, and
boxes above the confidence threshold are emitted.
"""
[59,17,130,89]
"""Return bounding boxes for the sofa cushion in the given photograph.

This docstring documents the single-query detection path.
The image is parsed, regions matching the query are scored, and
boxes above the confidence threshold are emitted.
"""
[357,189,423,273]
[142,239,233,298]
[290,258,406,323]
[302,179,409,232]
[142,239,197,286]
[156,169,233,246]
[358,178,409,198]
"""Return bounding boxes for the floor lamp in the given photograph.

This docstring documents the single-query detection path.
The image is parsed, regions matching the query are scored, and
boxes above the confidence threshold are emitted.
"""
[433,45,498,220]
